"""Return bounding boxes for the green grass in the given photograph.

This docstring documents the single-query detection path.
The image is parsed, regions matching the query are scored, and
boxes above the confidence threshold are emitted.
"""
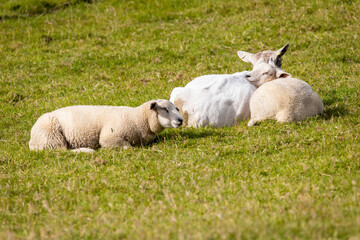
[1,0,360,239]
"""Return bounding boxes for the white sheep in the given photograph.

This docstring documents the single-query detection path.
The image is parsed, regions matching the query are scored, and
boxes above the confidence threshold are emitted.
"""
[29,99,183,152]
[170,44,289,128]
[246,63,324,126]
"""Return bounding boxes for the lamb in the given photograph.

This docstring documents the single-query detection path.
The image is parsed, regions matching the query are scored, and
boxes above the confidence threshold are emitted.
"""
[172,76,255,127]
[29,99,183,152]
[246,63,324,126]
[170,44,289,127]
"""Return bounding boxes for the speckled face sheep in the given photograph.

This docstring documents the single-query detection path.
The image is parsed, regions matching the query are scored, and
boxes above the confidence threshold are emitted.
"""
[29,99,183,152]
[246,63,324,126]
[237,43,289,68]
[170,44,289,128]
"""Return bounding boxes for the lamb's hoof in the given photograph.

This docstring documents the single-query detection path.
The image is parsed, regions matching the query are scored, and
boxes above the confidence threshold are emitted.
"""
[71,148,95,153]
[247,119,257,127]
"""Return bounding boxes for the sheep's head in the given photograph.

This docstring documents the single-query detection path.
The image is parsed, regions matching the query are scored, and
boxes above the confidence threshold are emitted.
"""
[150,99,183,128]
[237,43,289,68]
[245,62,291,88]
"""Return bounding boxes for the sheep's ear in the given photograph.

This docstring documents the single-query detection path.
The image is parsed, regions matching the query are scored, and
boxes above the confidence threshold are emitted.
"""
[150,102,157,110]
[276,43,289,57]
[237,51,257,65]
[276,70,291,79]
[273,43,289,68]
[244,73,252,81]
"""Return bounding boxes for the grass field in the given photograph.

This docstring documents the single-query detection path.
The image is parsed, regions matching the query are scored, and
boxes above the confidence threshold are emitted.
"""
[1,0,360,239]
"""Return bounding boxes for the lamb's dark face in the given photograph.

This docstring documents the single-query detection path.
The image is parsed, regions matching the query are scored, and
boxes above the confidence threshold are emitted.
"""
[151,100,183,128]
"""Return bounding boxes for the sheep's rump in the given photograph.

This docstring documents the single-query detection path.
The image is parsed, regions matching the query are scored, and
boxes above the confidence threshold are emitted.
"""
[170,71,256,127]
[249,78,324,124]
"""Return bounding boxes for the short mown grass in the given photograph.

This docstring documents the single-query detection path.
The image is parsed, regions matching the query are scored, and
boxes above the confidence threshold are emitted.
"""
[1,0,360,239]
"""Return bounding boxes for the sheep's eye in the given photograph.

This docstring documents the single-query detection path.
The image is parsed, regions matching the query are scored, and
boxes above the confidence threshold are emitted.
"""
[175,107,179,112]
[262,71,269,75]
[162,107,169,113]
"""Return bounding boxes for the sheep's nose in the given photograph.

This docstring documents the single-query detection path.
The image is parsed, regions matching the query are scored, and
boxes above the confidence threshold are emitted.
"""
[178,118,183,125]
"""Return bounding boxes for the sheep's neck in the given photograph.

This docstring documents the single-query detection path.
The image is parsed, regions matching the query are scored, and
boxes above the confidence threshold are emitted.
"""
[135,106,164,143]
[145,110,164,134]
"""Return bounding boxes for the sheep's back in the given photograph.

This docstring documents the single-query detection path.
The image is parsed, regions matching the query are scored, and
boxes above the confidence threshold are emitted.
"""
[171,71,256,127]
[51,105,132,148]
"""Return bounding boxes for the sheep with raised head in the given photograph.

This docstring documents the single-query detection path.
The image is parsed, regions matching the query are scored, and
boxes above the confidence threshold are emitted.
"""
[29,99,183,152]
[246,62,324,126]
[170,43,289,128]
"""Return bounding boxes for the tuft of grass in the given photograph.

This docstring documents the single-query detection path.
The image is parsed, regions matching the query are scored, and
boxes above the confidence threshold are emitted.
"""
[1,0,360,239]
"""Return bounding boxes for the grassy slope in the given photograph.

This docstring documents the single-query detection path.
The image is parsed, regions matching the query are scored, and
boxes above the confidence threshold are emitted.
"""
[0,0,360,239]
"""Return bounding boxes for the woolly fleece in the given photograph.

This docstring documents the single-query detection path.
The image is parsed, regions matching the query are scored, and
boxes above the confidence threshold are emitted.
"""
[248,78,324,126]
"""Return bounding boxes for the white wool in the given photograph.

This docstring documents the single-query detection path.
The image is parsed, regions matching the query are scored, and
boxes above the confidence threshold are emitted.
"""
[248,78,324,126]
[170,72,256,127]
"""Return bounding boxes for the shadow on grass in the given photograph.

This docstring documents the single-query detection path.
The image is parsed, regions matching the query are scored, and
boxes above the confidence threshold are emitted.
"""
[323,104,348,119]
[154,127,218,144]
[322,90,349,120]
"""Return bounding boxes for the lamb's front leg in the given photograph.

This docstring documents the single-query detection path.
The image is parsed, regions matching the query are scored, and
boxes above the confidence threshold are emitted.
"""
[71,148,96,153]
[99,130,133,149]
[118,141,133,149]
[101,139,133,149]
